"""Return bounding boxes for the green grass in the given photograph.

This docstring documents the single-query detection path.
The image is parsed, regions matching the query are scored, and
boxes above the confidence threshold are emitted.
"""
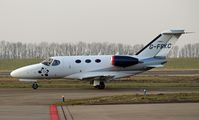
[0,76,199,89]
[163,58,199,70]
[123,76,199,83]
[56,93,199,105]
[0,59,41,71]
[0,58,198,71]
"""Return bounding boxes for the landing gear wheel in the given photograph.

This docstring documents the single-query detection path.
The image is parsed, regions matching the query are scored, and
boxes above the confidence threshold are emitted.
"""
[93,80,105,89]
[98,82,105,89]
[32,82,39,89]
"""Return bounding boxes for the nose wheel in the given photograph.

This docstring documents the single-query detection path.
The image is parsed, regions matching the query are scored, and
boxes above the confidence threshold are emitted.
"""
[32,82,39,89]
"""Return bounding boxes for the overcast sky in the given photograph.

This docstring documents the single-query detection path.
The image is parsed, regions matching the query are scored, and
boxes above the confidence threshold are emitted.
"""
[0,0,198,46]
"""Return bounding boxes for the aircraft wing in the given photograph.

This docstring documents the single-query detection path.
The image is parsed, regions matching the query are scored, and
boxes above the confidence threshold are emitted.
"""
[65,71,142,80]
[65,72,116,80]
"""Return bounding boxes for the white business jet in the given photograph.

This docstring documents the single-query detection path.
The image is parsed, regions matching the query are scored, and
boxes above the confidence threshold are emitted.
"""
[11,29,186,89]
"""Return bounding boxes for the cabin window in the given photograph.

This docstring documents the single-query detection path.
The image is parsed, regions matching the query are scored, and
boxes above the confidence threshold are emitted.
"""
[85,59,91,63]
[41,58,53,66]
[95,59,101,63]
[75,59,81,63]
[52,60,61,66]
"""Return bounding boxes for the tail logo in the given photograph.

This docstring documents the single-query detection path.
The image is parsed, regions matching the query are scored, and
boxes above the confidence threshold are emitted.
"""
[149,43,172,49]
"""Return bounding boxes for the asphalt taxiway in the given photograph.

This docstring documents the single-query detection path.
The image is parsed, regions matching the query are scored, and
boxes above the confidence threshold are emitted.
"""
[63,103,199,120]
[0,106,49,120]
[0,88,198,105]
[0,88,198,120]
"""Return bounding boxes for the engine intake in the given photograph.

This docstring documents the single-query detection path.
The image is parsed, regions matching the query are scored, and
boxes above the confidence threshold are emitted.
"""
[111,55,139,67]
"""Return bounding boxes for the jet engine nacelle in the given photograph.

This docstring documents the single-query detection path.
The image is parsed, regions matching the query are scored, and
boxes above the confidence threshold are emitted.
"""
[111,55,139,67]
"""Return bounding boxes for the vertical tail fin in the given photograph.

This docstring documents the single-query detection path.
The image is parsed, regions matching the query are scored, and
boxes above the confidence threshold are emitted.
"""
[135,29,185,59]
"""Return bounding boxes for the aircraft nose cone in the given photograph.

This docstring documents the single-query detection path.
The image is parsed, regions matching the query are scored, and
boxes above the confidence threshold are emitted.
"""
[10,70,19,77]
[10,68,27,78]
[10,64,42,78]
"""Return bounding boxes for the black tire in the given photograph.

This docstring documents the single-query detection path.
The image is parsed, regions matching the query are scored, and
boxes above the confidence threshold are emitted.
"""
[32,82,39,89]
[98,82,105,89]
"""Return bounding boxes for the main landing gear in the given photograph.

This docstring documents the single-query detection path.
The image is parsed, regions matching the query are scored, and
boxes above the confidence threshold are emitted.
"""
[92,80,105,89]
[32,82,39,89]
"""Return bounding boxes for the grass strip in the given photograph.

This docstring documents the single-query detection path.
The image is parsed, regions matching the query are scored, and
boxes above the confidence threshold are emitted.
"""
[0,77,199,89]
[56,93,199,106]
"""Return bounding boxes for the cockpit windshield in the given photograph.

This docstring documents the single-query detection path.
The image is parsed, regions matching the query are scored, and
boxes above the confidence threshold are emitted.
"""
[52,60,61,66]
[41,58,53,66]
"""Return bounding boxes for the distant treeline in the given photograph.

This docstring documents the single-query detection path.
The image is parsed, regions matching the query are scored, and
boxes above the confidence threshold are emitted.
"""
[0,40,199,59]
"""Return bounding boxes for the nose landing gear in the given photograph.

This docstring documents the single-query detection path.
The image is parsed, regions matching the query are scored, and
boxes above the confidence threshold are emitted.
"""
[32,82,39,89]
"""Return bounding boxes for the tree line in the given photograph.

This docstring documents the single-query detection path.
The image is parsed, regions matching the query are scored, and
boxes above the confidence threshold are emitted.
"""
[0,40,198,59]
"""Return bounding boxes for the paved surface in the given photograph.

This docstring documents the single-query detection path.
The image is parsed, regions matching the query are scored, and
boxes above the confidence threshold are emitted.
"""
[0,106,49,120]
[62,103,199,120]
[0,88,198,105]
[0,88,198,120]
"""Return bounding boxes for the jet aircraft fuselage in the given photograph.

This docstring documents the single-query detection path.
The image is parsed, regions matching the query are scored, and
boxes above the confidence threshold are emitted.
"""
[10,29,186,89]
